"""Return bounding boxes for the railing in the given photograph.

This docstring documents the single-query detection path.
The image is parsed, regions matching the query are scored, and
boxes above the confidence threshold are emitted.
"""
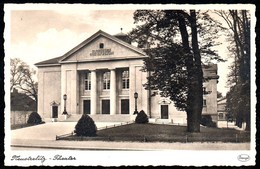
[97,121,134,130]
[55,121,134,140]
[56,133,249,143]
[56,132,74,140]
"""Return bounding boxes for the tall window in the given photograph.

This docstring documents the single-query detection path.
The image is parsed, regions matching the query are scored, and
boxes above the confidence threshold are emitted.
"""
[84,72,91,90]
[122,70,129,89]
[203,99,207,106]
[203,87,206,94]
[103,72,110,90]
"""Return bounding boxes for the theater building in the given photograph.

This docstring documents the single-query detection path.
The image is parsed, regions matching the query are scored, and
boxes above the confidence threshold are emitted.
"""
[35,30,219,123]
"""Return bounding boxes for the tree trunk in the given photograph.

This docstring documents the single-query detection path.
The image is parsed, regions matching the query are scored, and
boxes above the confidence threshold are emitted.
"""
[188,10,203,132]
[245,110,250,131]
[177,10,202,132]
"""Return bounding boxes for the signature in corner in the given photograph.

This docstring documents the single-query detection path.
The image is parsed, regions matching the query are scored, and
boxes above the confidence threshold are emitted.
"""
[237,154,250,162]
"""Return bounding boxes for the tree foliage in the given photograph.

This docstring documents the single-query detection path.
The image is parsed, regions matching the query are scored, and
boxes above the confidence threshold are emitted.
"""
[129,10,224,132]
[10,58,38,104]
[216,10,250,131]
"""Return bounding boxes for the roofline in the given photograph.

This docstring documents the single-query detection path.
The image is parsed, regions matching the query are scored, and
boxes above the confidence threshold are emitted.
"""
[35,63,61,67]
[61,56,148,64]
[35,55,64,67]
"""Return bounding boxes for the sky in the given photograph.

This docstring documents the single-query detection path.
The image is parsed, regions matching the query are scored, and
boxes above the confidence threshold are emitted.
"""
[5,5,241,97]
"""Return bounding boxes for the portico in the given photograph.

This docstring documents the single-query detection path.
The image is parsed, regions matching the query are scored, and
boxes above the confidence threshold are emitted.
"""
[76,67,131,116]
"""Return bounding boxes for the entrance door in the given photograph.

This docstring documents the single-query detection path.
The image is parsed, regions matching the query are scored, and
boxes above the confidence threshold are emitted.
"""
[102,100,110,114]
[83,100,90,114]
[121,99,129,114]
[52,106,58,118]
[161,105,169,119]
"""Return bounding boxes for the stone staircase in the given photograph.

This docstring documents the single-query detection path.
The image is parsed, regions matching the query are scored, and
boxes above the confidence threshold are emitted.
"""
[64,114,133,122]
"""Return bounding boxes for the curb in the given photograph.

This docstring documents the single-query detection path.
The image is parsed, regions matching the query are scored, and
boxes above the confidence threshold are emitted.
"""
[11,144,149,151]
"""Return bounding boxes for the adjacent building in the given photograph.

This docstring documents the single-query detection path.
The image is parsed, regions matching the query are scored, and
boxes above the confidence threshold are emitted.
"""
[11,88,37,125]
[217,98,228,121]
[35,30,219,124]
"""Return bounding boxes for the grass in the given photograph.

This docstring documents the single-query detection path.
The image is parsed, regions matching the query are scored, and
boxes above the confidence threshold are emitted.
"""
[60,123,250,143]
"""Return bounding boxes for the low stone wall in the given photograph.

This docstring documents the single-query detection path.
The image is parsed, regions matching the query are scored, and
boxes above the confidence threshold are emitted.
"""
[11,111,32,125]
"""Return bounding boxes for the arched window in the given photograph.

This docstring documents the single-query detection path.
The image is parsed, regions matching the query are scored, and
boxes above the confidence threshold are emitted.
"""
[84,72,91,90]
[122,70,129,89]
[103,72,110,90]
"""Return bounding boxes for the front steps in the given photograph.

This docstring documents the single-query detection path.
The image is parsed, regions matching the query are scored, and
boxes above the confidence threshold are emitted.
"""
[62,114,133,122]
[44,114,187,126]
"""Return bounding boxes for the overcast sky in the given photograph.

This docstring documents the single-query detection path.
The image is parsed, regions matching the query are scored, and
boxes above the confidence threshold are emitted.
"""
[5,4,247,96]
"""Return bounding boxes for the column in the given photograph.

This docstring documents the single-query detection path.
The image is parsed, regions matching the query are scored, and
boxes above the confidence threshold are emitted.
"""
[90,70,97,115]
[110,69,116,115]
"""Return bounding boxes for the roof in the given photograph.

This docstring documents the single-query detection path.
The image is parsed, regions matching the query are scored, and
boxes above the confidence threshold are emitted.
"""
[35,30,146,67]
[114,32,127,37]
[35,56,63,66]
[11,89,37,111]
[203,64,219,79]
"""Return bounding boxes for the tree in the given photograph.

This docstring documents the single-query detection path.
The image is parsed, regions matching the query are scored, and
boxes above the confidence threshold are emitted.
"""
[135,110,149,124]
[10,58,38,105]
[74,114,97,137]
[215,10,250,131]
[129,10,224,132]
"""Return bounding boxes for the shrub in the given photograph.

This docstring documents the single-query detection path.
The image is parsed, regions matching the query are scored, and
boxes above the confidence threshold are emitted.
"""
[27,112,43,124]
[200,115,217,128]
[135,110,149,124]
[74,114,97,137]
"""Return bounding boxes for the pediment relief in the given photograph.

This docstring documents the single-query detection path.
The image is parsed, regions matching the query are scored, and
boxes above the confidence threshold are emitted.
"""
[61,32,147,62]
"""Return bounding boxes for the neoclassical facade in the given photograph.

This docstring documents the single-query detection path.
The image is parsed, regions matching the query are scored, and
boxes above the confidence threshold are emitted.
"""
[35,30,219,123]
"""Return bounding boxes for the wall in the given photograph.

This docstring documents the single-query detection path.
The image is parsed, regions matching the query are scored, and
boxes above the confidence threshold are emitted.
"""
[11,111,31,125]
[38,66,61,119]
[202,78,218,123]
[129,64,148,116]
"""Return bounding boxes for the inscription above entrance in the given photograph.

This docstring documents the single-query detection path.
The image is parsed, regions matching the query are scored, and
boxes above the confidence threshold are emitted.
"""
[90,49,114,56]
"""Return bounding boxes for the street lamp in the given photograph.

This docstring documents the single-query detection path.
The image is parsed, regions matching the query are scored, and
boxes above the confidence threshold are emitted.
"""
[134,92,138,114]
[62,94,68,115]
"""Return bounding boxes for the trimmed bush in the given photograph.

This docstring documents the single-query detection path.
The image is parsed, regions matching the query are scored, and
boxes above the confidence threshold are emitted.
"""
[200,115,217,128]
[74,114,97,137]
[27,112,43,124]
[135,110,149,124]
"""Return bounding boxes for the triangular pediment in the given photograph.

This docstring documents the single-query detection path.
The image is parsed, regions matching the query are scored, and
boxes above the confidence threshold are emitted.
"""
[60,30,147,63]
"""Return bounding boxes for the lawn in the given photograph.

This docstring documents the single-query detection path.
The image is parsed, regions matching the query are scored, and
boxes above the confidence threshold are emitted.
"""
[60,123,250,143]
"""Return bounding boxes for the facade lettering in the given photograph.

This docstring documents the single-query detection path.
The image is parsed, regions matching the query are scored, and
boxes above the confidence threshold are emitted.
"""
[90,48,114,56]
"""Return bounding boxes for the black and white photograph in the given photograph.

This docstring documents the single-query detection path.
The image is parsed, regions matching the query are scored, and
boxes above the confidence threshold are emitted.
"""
[4,4,256,166]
